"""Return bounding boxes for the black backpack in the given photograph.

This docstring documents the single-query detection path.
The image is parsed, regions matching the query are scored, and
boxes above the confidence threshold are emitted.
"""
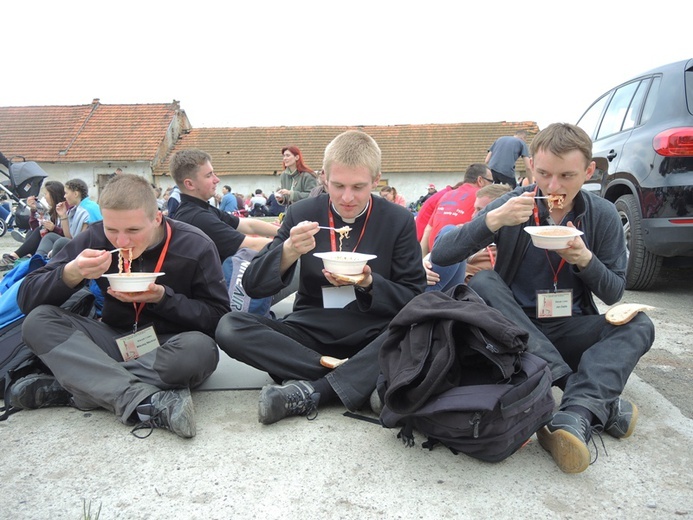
[249,202,269,217]
[378,284,555,462]
[0,287,96,420]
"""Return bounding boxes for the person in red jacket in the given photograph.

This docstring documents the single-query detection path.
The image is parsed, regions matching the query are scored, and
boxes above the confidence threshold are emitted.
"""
[420,164,494,256]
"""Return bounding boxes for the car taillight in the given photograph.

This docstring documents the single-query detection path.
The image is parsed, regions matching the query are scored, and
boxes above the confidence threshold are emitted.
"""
[653,127,693,156]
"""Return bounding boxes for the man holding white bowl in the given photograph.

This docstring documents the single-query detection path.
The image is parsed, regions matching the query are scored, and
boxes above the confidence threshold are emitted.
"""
[10,174,230,439]
[432,123,655,474]
[216,130,426,425]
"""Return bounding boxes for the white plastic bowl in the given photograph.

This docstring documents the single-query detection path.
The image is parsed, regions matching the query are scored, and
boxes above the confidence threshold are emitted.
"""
[103,272,165,292]
[313,252,377,275]
[524,226,583,250]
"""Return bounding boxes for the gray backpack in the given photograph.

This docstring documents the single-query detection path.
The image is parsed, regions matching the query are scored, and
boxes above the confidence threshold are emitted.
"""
[378,285,555,462]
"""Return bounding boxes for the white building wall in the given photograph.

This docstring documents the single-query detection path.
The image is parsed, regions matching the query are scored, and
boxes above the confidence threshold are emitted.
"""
[24,162,153,201]
[22,167,468,211]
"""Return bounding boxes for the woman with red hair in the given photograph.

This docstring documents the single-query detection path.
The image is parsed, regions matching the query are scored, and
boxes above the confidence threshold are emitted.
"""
[277,146,317,205]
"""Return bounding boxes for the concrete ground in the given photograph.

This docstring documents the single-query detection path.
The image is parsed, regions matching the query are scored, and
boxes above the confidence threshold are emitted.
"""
[1,234,692,519]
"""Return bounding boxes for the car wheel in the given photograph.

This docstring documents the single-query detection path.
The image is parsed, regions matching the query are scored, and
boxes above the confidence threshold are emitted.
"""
[615,194,662,290]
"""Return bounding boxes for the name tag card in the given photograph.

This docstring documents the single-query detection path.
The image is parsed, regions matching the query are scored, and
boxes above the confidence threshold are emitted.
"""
[321,285,356,308]
[536,290,573,318]
[115,325,161,361]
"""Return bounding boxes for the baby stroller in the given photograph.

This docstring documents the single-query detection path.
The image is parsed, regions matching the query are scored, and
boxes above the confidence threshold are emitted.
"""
[0,157,49,237]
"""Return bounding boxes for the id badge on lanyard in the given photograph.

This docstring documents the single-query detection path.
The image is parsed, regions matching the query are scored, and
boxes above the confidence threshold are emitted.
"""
[532,202,573,318]
[117,221,170,357]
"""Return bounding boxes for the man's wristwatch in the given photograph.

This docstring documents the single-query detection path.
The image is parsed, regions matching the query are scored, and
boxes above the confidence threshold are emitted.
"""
[355,283,372,294]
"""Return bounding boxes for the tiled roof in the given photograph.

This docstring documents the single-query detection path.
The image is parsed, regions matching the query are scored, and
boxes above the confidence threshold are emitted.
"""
[157,121,538,177]
[0,100,183,163]
[0,100,537,176]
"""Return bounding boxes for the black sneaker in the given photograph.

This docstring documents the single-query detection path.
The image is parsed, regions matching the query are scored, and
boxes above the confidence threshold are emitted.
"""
[258,380,319,425]
[604,398,638,439]
[0,253,17,270]
[536,411,592,473]
[131,388,196,439]
[7,373,71,409]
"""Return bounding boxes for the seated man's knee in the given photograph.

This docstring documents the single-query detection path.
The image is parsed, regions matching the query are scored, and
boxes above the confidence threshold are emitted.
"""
[468,269,500,290]
[22,305,63,354]
[158,332,219,387]
[215,312,256,355]
[467,269,512,302]
[625,312,656,354]
[431,225,458,250]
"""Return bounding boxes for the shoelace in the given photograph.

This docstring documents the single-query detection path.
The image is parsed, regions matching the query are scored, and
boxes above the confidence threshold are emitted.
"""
[130,420,156,439]
[284,388,319,421]
[587,426,608,466]
[130,409,167,439]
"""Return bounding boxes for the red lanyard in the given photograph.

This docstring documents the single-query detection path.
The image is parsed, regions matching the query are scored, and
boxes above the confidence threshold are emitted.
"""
[132,221,172,331]
[545,251,566,292]
[532,195,565,292]
[486,246,496,268]
[327,196,372,252]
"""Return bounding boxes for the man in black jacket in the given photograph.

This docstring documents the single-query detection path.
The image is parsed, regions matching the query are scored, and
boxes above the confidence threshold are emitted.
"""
[10,174,230,438]
[216,131,426,425]
[171,149,279,261]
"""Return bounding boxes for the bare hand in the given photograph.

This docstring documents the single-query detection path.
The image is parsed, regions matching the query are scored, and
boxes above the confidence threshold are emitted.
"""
[26,196,37,210]
[554,221,593,269]
[485,191,536,231]
[60,249,112,288]
[65,249,112,280]
[422,254,440,286]
[284,220,319,257]
[323,265,373,289]
[107,284,165,304]
[55,201,67,218]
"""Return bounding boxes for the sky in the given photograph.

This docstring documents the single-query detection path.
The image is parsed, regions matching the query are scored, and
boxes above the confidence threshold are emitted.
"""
[2,1,691,132]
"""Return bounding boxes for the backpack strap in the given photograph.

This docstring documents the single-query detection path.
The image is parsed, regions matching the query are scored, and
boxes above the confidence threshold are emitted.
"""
[397,419,415,447]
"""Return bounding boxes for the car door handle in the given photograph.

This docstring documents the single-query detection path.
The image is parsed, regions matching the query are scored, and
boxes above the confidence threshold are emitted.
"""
[607,150,618,161]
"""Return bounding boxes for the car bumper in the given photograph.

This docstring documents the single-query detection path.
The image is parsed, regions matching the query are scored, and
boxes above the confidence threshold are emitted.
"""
[642,217,693,256]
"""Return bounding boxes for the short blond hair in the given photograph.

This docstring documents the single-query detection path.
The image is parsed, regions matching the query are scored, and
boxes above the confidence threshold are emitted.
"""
[323,131,381,180]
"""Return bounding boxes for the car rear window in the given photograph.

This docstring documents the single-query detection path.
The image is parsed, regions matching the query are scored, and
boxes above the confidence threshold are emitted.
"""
[640,76,661,125]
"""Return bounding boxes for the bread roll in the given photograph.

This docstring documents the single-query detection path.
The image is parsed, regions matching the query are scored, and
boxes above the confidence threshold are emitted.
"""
[331,272,366,284]
[320,356,349,369]
[605,303,655,326]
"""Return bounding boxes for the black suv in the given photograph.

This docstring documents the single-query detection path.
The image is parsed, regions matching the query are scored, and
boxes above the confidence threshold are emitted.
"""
[577,58,693,290]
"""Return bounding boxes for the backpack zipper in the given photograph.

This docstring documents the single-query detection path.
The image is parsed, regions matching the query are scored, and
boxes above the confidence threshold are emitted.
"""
[470,412,481,438]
